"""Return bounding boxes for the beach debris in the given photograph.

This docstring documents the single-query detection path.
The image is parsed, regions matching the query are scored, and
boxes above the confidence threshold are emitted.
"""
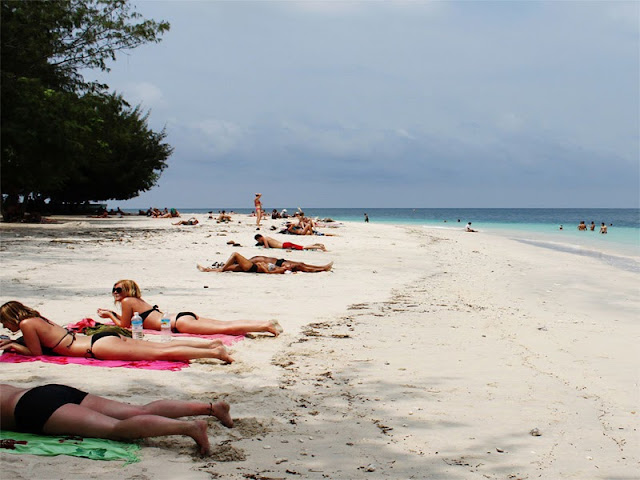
[275,458,288,464]
[496,448,505,453]
[529,428,542,436]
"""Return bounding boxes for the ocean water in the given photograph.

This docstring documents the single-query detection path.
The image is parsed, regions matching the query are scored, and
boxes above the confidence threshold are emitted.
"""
[132,207,640,271]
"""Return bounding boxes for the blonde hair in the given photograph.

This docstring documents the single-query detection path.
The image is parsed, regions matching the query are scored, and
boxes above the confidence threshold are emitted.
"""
[0,301,45,329]
[113,279,142,302]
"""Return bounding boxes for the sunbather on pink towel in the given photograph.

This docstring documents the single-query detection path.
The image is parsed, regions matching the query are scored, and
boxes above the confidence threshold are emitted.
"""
[0,301,233,363]
[97,280,282,337]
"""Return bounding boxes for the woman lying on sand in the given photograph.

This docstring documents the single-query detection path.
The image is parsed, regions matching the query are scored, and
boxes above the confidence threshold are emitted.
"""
[0,383,233,455]
[97,280,282,337]
[197,252,333,274]
[0,301,233,363]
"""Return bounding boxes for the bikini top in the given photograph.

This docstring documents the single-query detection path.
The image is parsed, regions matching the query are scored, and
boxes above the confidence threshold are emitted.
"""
[17,329,76,355]
[139,305,160,322]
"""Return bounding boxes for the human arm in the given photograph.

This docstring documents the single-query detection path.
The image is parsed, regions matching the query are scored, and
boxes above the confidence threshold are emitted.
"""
[103,300,134,328]
[1,317,43,356]
[97,308,121,323]
[0,337,32,355]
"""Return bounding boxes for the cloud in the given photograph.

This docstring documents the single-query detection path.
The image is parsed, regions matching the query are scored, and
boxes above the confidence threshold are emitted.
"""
[123,81,167,109]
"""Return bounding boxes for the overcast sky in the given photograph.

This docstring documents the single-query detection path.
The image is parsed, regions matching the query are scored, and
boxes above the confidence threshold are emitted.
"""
[93,1,639,209]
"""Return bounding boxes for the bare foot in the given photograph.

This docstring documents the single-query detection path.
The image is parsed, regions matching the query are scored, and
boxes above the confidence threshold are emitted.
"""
[323,262,333,272]
[268,319,284,336]
[210,401,233,428]
[197,264,220,272]
[191,419,210,455]
[213,345,234,364]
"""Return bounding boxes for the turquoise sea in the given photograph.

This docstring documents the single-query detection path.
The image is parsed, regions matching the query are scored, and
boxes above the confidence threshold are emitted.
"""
[129,207,640,271]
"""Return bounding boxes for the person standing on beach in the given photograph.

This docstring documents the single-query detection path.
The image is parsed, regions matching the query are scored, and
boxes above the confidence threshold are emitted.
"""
[364,213,369,223]
[254,193,263,230]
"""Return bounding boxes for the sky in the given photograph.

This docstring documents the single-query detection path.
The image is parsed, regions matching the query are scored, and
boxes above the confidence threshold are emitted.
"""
[90,0,640,209]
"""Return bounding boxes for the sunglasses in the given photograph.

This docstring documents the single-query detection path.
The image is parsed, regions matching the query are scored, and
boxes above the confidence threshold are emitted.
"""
[112,287,123,294]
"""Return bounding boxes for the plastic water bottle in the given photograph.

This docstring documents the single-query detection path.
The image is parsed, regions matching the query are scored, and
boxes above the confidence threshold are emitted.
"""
[160,312,172,342]
[131,312,144,341]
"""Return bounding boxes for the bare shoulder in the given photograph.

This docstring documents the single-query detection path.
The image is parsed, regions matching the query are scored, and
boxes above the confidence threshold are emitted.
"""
[19,316,44,328]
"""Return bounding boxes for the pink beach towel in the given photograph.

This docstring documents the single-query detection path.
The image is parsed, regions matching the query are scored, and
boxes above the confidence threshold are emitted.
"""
[0,352,188,371]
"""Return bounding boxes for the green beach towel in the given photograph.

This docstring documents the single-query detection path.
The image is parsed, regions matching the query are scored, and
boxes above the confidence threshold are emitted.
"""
[0,430,140,464]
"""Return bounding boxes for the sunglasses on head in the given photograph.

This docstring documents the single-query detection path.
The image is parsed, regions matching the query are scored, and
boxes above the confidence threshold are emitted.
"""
[112,287,123,294]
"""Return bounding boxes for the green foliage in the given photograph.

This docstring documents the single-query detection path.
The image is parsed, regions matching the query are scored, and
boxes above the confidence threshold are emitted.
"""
[1,0,172,217]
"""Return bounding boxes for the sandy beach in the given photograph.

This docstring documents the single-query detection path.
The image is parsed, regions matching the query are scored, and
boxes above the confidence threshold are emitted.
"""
[0,214,638,479]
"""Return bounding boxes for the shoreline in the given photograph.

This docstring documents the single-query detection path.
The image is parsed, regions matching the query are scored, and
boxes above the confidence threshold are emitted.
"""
[1,215,638,478]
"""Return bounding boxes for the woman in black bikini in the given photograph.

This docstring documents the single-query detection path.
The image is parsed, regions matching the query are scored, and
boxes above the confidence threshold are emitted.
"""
[0,383,233,455]
[97,280,283,336]
[0,301,233,363]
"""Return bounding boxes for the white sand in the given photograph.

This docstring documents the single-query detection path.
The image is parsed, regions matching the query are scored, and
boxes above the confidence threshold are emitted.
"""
[0,214,638,479]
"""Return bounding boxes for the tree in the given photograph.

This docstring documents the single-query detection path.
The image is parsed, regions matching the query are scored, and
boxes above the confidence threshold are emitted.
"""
[1,0,171,219]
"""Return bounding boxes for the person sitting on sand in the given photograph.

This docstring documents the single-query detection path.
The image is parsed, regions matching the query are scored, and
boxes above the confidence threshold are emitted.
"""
[173,217,199,226]
[465,222,477,232]
[0,383,232,455]
[97,280,282,337]
[0,301,233,363]
[197,252,333,274]
[254,234,326,251]
[217,211,232,223]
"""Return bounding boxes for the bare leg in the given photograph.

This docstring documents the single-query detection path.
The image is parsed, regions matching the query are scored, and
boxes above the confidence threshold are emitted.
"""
[285,261,333,272]
[178,314,283,336]
[44,404,212,455]
[221,252,255,272]
[80,394,233,427]
[91,336,234,363]
[303,243,326,251]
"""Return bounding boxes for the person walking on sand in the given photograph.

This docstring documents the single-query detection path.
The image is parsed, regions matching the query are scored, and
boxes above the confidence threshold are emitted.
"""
[0,383,233,455]
[198,252,333,274]
[98,280,282,337]
[0,301,234,363]
[254,234,326,251]
[254,193,263,229]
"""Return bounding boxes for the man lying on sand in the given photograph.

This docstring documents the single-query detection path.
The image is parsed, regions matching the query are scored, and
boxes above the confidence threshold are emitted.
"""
[254,234,326,251]
[198,252,333,274]
[0,383,232,456]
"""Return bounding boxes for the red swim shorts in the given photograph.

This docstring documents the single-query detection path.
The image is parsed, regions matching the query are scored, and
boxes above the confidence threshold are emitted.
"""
[282,242,303,250]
